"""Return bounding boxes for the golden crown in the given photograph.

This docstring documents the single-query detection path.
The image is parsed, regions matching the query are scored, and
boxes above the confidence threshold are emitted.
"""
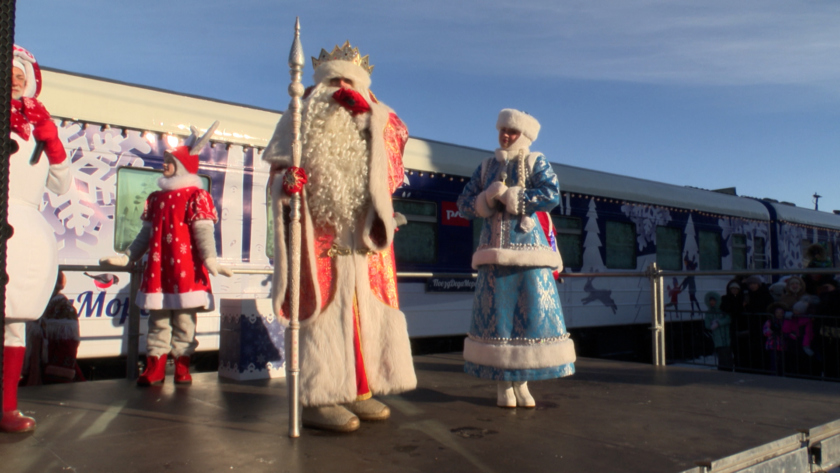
[311,41,374,74]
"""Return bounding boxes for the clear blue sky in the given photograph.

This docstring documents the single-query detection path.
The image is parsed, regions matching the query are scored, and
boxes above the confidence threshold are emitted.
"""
[16,1,840,212]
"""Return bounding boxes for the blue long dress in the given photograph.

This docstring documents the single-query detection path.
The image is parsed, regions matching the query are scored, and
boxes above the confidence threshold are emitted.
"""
[457,151,576,381]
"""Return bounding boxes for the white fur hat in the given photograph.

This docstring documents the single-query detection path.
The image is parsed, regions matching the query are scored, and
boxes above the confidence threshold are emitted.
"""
[313,59,371,92]
[496,109,540,142]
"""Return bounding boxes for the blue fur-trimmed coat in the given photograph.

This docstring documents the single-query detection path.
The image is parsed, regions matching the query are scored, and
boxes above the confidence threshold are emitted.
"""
[458,151,563,271]
[457,150,575,381]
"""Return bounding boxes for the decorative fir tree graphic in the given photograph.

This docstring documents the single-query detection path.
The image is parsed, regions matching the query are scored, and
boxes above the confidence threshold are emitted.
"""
[680,214,701,316]
[582,198,605,272]
[580,198,617,312]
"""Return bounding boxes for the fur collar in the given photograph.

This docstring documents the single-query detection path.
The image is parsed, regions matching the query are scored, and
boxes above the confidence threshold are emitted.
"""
[494,136,532,163]
[158,173,203,191]
[495,146,529,163]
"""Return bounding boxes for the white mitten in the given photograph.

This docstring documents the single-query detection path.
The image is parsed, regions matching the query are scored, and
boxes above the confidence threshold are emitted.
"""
[205,257,234,277]
[500,186,523,215]
[485,181,508,207]
[394,212,408,227]
[100,254,130,267]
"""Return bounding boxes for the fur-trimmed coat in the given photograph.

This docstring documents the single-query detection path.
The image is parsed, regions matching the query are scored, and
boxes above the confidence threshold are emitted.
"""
[262,90,416,406]
[457,152,563,270]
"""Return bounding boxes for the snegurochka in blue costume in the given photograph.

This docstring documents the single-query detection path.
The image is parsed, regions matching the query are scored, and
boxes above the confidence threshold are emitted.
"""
[457,109,576,408]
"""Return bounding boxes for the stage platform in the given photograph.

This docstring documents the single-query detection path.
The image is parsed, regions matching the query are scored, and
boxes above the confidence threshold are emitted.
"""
[2,354,839,473]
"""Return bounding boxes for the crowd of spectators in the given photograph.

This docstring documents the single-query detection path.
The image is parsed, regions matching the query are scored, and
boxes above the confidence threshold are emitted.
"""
[706,244,840,378]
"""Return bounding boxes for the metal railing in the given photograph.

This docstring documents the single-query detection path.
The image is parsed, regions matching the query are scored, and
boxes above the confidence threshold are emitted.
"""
[58,263,840,380]
[57,264,276,380]
[559,265,840,373]
[665,304,840,380]
[395,265,840,374]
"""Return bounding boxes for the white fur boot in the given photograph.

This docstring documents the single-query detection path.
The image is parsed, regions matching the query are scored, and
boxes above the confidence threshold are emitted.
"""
[302,405,360,433]
[344,398,391,421]
[513,381,536,408]
[497,381,516,408]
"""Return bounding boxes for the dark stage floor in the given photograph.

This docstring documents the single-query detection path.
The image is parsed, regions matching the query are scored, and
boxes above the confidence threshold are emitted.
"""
[2,354,839,473]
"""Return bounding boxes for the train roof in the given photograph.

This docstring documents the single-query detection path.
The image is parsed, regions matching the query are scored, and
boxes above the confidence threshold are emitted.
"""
[40,68,281,148]
[406,138,771,221]
[764,201,840,231]
[40,68,834,225]
[553,162,771,221]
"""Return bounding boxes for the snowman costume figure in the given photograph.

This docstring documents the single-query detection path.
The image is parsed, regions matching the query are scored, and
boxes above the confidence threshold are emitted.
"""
[101,122,232,386]
[3,45,71,433]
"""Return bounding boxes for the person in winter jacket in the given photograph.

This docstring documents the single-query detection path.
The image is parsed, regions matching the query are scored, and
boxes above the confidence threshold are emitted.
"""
[803,244,833,296]
[784,297,817,375]
[778,276,807,310]
[703,291,731,369]
[720,280,746,369]
[763,302,789,375]
[742,276,774,370]
[24,271,85,385]
[815,278,840,377]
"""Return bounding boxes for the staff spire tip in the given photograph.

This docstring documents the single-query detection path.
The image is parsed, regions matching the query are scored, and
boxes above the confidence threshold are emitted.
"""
[289,17,304,68]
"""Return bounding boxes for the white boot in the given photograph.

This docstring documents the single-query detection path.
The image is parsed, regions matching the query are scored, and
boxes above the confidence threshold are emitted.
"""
[344,398,391,421]
[497,381,516,408]
[302,405,360,433]
[513,381,535,408]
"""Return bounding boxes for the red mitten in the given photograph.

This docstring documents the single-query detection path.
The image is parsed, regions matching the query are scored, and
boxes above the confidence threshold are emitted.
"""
[25,99,66,165]
[332,88,371,115]
[32,119,67,165]
[282,166,308,195]
[22,97,50,124]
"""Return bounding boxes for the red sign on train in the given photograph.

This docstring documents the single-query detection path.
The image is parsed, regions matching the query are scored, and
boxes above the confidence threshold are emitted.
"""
[441,201,469,227]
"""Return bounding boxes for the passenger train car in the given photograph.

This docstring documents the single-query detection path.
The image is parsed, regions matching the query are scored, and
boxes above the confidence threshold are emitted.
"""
[36,69,840,361]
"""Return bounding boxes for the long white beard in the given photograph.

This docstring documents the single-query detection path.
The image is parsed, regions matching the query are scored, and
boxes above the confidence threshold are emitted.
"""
[301,86,370,235]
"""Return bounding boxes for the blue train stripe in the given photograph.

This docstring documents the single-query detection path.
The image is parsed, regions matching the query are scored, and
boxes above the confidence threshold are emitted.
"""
[241,147,254,263]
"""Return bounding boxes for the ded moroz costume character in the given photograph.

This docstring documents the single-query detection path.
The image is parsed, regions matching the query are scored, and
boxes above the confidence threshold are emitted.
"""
[101,122,232,386]
[457,109,575,408]
[3,45,71,433]
[263,41,416,432]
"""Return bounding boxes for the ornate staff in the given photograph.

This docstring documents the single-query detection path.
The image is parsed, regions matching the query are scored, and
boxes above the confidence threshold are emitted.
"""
[285,17,305,438]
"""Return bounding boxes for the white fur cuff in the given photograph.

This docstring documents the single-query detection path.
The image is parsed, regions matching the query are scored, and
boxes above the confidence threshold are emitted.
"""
[472,248,563,270]
[476,191,496,218]
[500,186,523,215]
[463,336,576,370]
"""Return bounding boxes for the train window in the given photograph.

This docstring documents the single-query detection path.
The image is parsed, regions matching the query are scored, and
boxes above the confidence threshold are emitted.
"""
[655,226,682,270]
[754,237,767,269]
[393,199,437,264]
[731,234,747,270]
[113,167,210,252]
[552,216,582,268]
[605,221,636,269]
[698,230,721,270]
[818,241,834,268]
